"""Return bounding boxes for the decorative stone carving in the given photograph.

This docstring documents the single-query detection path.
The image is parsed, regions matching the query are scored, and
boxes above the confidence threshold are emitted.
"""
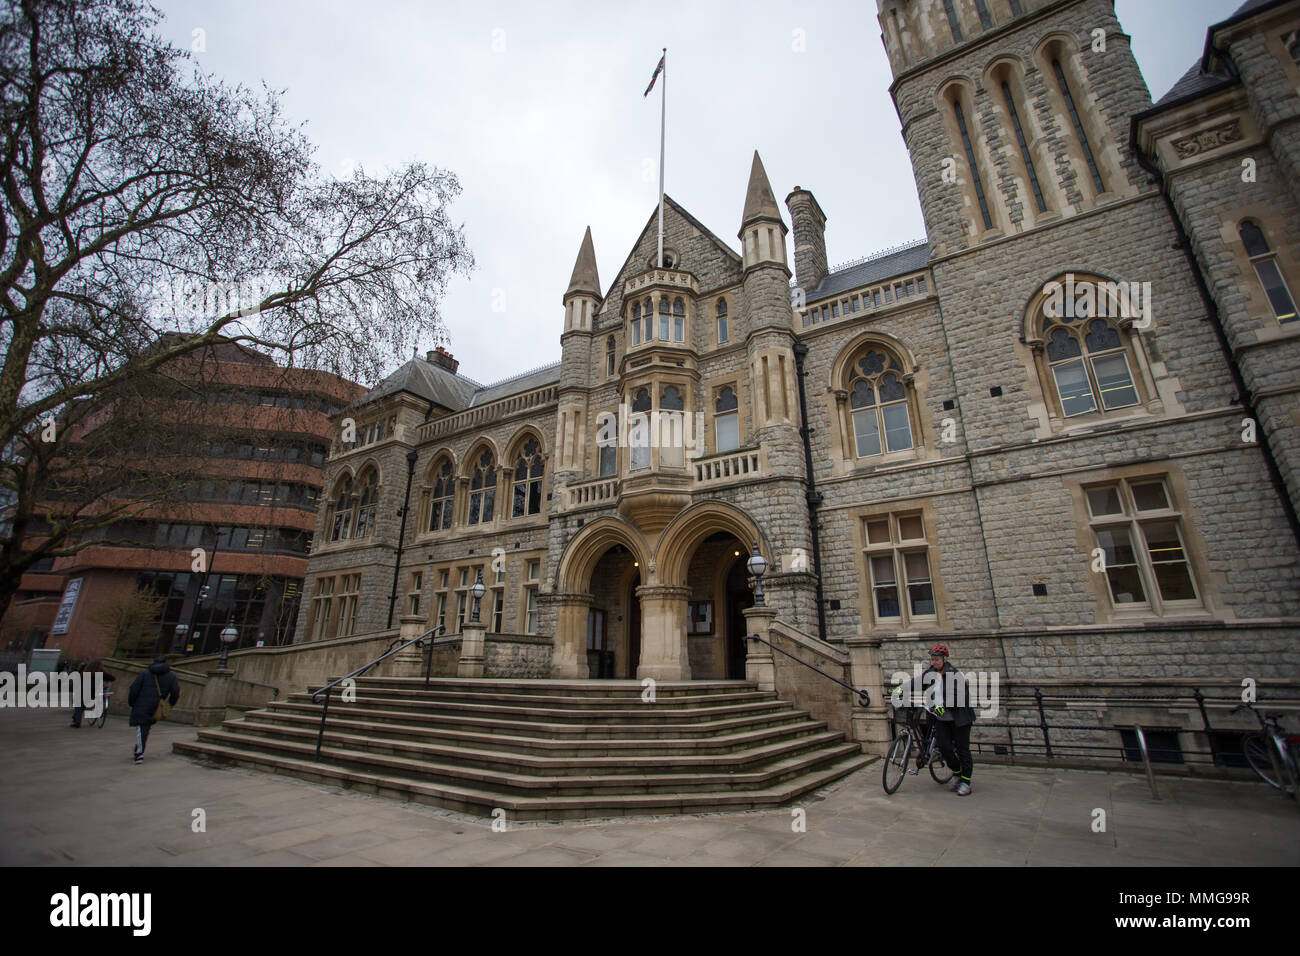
[1171,120,1243,159]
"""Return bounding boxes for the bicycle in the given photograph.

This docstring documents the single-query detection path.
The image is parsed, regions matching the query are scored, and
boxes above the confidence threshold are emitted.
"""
[1232,701,1299,797]
[86,690,112,729]
[882,702,954,795]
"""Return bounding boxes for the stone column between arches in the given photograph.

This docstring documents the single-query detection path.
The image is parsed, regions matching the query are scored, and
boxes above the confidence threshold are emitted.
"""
[635,584,692,681]
[546,592,592,679]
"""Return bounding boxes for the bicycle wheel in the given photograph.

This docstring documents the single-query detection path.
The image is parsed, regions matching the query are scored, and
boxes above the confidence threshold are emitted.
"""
[93,706,108,728]
[929,744,954,784]
[882,731,913,795]
[1243,734,1282,790]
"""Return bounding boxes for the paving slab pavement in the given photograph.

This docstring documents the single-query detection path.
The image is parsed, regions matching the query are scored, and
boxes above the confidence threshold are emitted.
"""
[1,708,1297,867]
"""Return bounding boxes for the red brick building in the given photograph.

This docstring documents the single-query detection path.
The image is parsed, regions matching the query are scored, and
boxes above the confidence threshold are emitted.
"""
[3,340,364,662]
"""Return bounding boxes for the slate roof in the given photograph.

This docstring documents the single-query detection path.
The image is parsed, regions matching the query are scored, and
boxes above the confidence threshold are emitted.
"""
[468,362,562,407]
[356,354,561,414]
[803,240,932,305]
[359,357,478,412]
[1154,59,1232,106]
[1151,0,1280,107]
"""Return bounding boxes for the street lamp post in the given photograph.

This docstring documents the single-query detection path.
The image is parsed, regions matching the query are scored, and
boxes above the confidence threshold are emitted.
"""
[747,541,768,607]
[470,570,486,624]
[218,617,238,669]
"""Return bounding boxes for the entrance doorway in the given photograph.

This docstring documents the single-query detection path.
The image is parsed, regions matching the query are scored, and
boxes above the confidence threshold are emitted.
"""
[725,553,752,679]
[627,573,641,678]
[587,608,613,678]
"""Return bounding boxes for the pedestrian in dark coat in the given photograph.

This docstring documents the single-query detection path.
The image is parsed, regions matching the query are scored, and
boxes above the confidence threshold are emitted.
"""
[127,657,180,763]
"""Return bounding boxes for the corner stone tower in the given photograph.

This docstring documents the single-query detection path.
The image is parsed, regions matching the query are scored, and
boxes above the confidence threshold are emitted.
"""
[556,226,602,480]
[738,151,818,629]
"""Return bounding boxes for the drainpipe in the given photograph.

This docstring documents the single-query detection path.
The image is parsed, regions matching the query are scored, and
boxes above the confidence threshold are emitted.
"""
[791,341,828,642]
[387,449,420,629]
[1130,132,1300,552]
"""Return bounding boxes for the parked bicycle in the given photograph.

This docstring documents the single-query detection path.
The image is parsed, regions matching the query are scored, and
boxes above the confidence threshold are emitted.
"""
[86,690,111,729]
[1232,701,1299,796]
[882,700,954,795]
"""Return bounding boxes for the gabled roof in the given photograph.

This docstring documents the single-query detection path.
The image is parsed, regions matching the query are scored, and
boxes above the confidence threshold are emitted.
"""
[600,194,742,303]
[803,240,931,305]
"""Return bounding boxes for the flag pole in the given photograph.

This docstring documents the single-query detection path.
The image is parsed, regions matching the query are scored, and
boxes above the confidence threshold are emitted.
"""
[657,47,666,269]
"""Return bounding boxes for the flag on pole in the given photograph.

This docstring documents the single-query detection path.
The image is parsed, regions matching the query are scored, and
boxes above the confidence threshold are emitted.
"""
[643,54,665,97]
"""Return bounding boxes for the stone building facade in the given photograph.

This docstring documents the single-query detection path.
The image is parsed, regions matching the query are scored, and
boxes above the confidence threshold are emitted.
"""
[295,0,1300,747]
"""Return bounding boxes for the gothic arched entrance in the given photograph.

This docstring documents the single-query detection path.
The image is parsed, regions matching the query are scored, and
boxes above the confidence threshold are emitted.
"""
[554,517,651,679]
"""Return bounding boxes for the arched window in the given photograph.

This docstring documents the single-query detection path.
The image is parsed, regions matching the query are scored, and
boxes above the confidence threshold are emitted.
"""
[354,471,379,538]
[511,439,545,518]
[1042,309,1139,416]
[630,389,652,470]
[429,460,454,531]
[715,386,739,453]
[631,301,642,346]
[330,477,353,541]
[716,298,729,344]
[848,350,913,457]
[672,297,685,342]
[468,451,496,525]
[1239,221,1297,324]
[606,335,617,376]
[658,297,670,341]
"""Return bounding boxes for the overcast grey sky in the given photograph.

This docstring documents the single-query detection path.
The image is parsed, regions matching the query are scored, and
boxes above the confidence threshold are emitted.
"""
[153,0,1242,389]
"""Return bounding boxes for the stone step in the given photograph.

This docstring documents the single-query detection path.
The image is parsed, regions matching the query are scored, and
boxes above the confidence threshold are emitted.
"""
[347,677,760,699]
[171,739,875,820]
[185,728,863,796]
[262,699,810,739]
[214,716,850,777]
[240,708,831,756]
[281,693,796,726]
[175,677,872,819]
[305,686,779,711]
[188,725,863,796]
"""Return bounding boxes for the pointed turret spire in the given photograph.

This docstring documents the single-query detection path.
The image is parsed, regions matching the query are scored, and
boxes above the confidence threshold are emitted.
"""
[739,151,784,233]
[565,226,601,299]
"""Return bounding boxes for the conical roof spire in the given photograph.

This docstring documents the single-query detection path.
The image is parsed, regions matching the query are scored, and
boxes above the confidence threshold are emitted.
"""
[565,226,601,298]
[739,150,784,233]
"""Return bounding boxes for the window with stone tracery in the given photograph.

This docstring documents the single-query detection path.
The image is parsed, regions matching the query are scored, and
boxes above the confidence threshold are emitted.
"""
[510,439,545,518]
[848,348,914,457]
[429,460,455,531]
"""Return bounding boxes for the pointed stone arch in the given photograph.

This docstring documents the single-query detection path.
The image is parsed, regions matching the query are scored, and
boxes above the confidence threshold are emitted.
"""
[655,500,771,587]
[556,516,653,594]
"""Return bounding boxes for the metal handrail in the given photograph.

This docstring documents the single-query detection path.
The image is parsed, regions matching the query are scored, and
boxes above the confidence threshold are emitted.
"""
[310,624,445,760]
[744,633,870,707]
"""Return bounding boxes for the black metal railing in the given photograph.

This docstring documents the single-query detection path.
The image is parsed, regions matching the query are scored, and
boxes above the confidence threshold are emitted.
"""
[884,684,1300,796]
[310,624,445,761]
[744,633,870,707]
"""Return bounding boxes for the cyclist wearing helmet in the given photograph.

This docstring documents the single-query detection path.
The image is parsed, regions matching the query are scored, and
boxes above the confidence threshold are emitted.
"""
[912,643,976,796]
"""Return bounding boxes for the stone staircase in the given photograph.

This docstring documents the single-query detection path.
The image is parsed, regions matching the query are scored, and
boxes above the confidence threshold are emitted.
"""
[172,678,873,820]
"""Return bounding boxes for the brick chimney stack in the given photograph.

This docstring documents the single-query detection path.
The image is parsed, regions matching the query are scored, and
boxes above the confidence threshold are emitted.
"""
[427,346,459,374]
